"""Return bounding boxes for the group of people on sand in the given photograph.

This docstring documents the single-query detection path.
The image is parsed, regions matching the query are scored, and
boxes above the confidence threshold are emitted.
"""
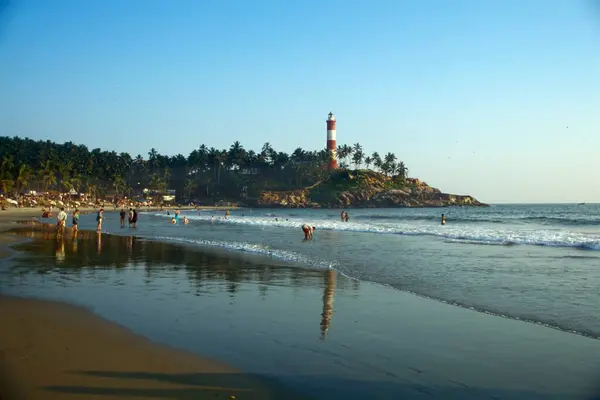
[119,208,138,228]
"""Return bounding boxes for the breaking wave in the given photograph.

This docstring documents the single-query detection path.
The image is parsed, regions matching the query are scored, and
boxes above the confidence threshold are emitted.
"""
[152,212,600,251]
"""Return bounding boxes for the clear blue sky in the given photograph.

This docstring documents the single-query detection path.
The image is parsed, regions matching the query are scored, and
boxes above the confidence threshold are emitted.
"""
[1,0,599,203]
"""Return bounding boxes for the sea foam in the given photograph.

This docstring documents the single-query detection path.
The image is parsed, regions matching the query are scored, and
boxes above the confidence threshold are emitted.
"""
[152,212,600,251]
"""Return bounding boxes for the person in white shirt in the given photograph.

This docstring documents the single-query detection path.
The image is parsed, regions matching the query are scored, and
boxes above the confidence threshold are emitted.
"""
[56,207,67,234]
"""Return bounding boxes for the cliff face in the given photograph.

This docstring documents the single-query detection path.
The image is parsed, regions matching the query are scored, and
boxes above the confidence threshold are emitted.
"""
[252,170,487,208]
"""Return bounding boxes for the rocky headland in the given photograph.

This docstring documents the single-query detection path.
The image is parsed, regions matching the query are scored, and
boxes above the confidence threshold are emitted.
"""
[250,170,488,208]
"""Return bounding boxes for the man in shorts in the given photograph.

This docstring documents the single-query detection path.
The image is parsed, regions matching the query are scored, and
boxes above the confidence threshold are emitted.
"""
[56,207,67,235]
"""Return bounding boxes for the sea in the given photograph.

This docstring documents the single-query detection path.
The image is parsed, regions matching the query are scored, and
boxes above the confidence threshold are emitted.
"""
[2,203,600,399]
[110,203,600,338]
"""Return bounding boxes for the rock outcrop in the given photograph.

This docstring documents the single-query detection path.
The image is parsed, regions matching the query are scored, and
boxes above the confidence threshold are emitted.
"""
[251,170,488,208]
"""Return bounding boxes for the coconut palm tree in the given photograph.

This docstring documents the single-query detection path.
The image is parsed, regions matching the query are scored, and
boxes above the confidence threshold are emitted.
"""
[364,156,373,170]
[352,143,364,169]
[16,163,34,193]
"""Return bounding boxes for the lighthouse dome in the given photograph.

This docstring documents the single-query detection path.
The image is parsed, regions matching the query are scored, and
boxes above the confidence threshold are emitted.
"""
[327,112,336,121]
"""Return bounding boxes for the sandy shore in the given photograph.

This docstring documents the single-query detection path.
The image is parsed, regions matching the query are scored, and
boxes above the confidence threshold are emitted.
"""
[0,209,304,400]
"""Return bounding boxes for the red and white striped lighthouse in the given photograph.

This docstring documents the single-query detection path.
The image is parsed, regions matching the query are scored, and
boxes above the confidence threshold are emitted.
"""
[326,111,338,170]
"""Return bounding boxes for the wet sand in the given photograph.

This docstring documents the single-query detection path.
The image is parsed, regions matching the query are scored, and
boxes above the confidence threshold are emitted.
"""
[0,296,300,400]
[0,210,303,400]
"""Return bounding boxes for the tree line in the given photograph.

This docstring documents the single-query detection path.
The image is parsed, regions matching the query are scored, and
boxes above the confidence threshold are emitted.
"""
[0,136,408,202]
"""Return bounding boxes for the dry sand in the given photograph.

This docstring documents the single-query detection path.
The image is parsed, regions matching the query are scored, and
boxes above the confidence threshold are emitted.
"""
[0,209,303,400]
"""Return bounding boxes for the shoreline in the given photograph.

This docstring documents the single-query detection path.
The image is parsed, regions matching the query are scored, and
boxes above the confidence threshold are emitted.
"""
[0,295,301,400]
[0,209,304,400]
[4,209,600,342]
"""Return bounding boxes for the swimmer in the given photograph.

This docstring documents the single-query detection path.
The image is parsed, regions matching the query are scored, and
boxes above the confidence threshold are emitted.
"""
[183,216,189,224]
[301,224,316,240]
[171,217,176,224]
[441,214,446,226]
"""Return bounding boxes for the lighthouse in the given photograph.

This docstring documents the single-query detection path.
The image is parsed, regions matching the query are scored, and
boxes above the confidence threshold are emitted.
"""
[326,112,338,170]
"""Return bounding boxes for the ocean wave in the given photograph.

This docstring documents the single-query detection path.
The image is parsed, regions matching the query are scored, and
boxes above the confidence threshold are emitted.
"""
[151,213,600,252]
[148,235,336,270]
[353,213,600,226]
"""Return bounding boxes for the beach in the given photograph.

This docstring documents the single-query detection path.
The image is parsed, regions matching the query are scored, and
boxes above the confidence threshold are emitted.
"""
[0,296,295,400]
[0,208,300,400]
[1,206,600,399]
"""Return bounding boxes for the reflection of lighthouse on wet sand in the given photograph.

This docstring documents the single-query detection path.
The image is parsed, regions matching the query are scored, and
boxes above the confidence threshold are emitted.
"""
[320,269,337,339]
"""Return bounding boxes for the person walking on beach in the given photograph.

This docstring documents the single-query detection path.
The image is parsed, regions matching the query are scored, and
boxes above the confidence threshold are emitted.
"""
[96,208,104,231]
[128,208,134,227]
[56,207,67,235]
[301,224,316,240]
[72,209,80,236]
[120,208,126,228]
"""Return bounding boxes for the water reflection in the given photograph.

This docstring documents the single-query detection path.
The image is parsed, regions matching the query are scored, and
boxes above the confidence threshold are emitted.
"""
[7,227,353,338]
[320,269,336,340]
[55,236,65,263]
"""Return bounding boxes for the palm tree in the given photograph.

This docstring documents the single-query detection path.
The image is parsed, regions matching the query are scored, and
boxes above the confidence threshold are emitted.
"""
[113,174,126,196]
[396,161,408,179]
[0,155,14,178]
[40,160,57,191]
[184,178,197,200]
[364,156,373,170]
[382,152,397,176]
[16,163,34,193]
[352,143,364,169]
[228,141,246,169]
[371,152,382,172]
[86,182,98,201]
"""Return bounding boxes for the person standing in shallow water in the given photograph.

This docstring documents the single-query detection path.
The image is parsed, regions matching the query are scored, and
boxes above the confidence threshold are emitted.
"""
[56,207,67,235]
[301,224,316,240]
[131,209,138,228]
[96,208,104,231]
[441,214,446,225]
[120,209,126,228]
[72,209,80,236]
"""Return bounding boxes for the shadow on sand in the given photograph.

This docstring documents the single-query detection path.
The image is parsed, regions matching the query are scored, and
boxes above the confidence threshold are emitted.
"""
[39,370,600,400]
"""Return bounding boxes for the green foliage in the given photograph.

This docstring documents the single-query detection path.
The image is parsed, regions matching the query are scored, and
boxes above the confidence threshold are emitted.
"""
[0,136,408,203]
